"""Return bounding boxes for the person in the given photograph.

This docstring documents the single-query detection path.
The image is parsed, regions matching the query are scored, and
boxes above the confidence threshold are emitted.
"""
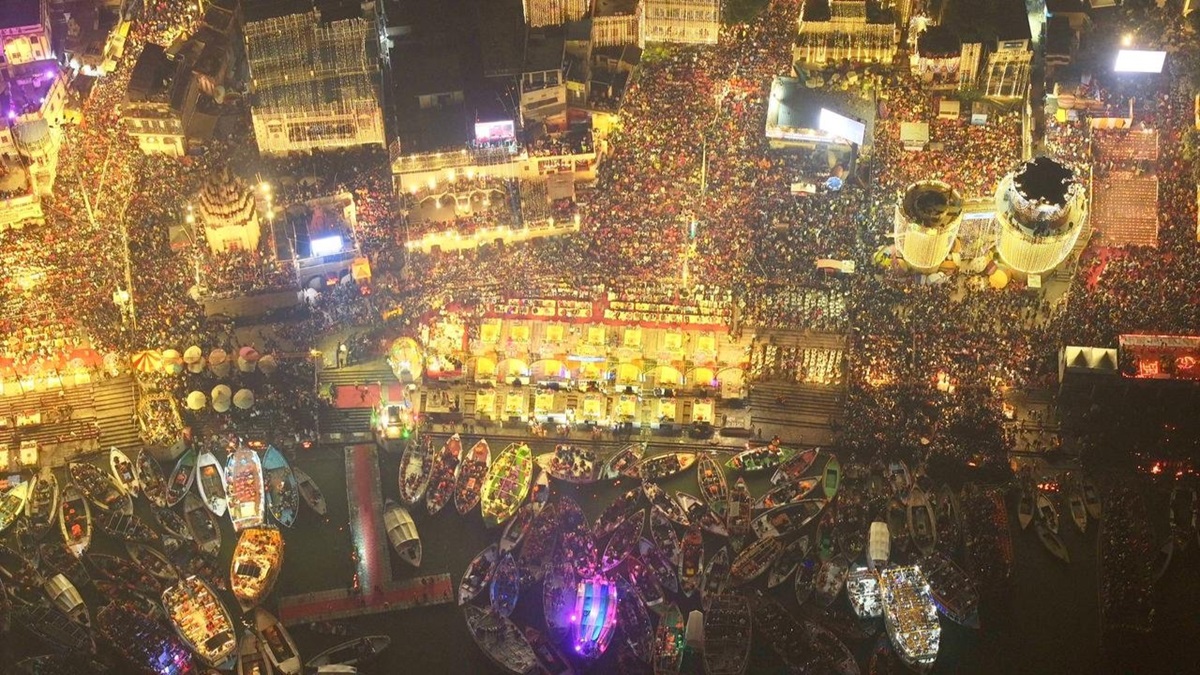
[338,342,348,368]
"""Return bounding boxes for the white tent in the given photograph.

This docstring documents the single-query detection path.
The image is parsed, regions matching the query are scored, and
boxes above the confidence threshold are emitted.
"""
[186,391,207,411]
[233,389,255,410]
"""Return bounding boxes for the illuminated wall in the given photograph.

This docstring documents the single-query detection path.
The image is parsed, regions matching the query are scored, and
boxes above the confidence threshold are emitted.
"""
[893,181,963,273]
[993,159,1087,275]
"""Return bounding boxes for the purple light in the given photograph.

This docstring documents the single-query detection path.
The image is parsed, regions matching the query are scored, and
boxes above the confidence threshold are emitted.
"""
[575,645,582,653]
[6,111,14,119]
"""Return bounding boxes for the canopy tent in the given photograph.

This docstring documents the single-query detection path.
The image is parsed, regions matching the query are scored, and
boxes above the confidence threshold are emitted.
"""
[211,384,232,403]
[258,354,278,375]
[213,397,231,413]
[186,391,207,411]
[162,349,184,375]
[233,388,255,409]
[131,350,163,374]
[237,347,260,373]
[183,346,204,364]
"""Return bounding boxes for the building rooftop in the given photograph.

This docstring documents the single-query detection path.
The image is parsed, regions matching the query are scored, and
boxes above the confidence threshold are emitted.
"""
[594,0,640,17]
[0,0,41,30]
[126,43,175,104]
[942,0,1032,44]
[0,63,60,120]
[525,28,566,74]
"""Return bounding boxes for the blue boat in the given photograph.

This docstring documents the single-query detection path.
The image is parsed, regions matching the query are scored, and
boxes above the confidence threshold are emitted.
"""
[489,552,520,619]
[262,446,299,528]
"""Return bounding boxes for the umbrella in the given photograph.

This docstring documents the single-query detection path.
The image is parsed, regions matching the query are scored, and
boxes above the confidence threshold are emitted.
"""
[211,384,232,403]
[238,347,261,363]
[213,397,231,413]
[209,349,228,366]
[258,354,278,375]
[186,391,207,410]
[233,389,255,410]
[162,349,184,375]
[162,349,182,363]
[131,350,163,374]
[183,346,203,364]
[988,269,1009,289]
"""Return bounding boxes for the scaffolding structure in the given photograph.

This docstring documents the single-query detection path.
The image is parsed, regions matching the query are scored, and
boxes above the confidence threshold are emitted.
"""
[244,10,384,155]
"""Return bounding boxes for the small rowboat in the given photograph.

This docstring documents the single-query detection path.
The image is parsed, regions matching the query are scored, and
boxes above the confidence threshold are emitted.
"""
[195,451,228,518]
[701,546,731,610]
[677,522,704,597]
[1081,477,1102,521]
[793,554,820,606]
[767,534,812,589]
[229,527,286,613]
[751,499,826,540]
[1036,491,1060,535]
[136,449,169,508]
[1017,482,1035,530]
[536,444,598,484]
[638,537,679,595]
[726,445,796,472]
[263,446,299,528]
[600,443,646,480]
[1035,521,1070,563]
[703,594,752,675]
[383,500,422,567]
[126,542,179,584]
[58,483,92,558]
[499,503,536,555]
[619,554,665,611]
[165,447,197,507]
[183,492,222,559]
[729,536,782,586]
[397,438,434,507]
[754,477,822,511]
[652,603,685,675]
[529,469,550,513]
[516,503,558,588]
[542,545,576,640]
[39,542,90,589]
[458,544,499,605]
[770,447,821,486]
[152,507,192,541]
[69,461,130,514]
[0,482,30,536]
[523,625,574,675]
[488,552,520,618]
[814,553,849,608]
[696,453,728,515]
[292,465,327,516]
[25,473,60,539]
[426,434,464,515]
[464,604,537,675]
[600,509,645,572]
[109,447,140,497]
[675,491,729,537]
[99,509,161,544]
[616,582,653,663]
[237,630,272,675]
[480,443,532,527]
[643,482,690,528]
[726,477,753,545]
[594,488,643,539]
[630,452,696,482]
[253,608,301,675]
[822,455,842,499]
[307,635,391,671]
[225,448,266,532]
[648,508,682,567]
[1067,486,1088,534]
[907,486,938,557]
[89,553,161,594]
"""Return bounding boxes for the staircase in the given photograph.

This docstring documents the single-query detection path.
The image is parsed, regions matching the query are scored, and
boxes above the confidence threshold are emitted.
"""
[91,376,141,452]
[748,379,844,445]
[317,360,397,388]
[319,407,374,444]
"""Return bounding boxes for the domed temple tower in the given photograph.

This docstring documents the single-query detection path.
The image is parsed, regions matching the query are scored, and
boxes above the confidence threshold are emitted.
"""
[893,180,963,273]
[993,157,1087,275]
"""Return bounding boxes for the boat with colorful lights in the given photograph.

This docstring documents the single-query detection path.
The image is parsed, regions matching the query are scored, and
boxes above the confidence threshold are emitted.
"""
[543,543,577,638]
[601,509,644,572]
[253,607,302,674]
[163,575,238,669]
[480,442,533,527]
[292,465,326,516]
[770,447,821,485]
[383,500,422,567]
[398,437,434,507]
[458,543,499,605]
[195,450,228,518]
[726,445,796,473]
[263,445,299,528]
[69,461,130,514]
[463,604,537,675]
[879,565,940,672]
[847,564,882,619]
[652,603,685,674]
[135,449,168,508]
[594,487,644,539]
[729,536,782,585]
[183,492,222,558]
[677,522,704,597]
[921,552,979,628]
[599,443,645,480]
[631,452,695,482]
[537,444,598,484]
[230,527,285,611]
[703,594,751,675]
[754,476,821,511]
[426,434,464,515]
[97,601,194,674]
[109,447,140,497]
[750,498,825,539]
[488,551,520,618]
[225,447,266,532]
[455,439,492,516]
[815,553,850,608]
[571,576,619,659]
[166,447,197,507]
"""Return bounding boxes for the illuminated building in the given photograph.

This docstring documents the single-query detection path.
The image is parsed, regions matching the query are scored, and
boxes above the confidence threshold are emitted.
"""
[0,0,51,69]
[993,157,1087,276]
[894,181,963,273]
[643,0,720,45]
[523,0,592,27]
[796,0,898,67]
[196,168,261,254]
[592,0,644,48]
[244,9,384,155]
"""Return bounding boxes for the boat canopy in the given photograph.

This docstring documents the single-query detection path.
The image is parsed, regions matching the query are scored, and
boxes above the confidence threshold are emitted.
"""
[869,521,890,566]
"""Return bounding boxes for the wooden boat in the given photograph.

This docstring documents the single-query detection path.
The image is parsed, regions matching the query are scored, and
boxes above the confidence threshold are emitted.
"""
[38,542,90,588]
[570,577,619,660]
[98,508,160,544]
[43,573,90,626]
[643,481,690,528]
[696,453,728,514]
[630,452,696,482]
[594,487,644,539]
[677,522,704,597]
[499,503,536,555]
[88,553,161,594]
[703,594,752,675]
[600,442,646,480]
[163,576,238,669]
[1036,491,1060,535]
[751,498,826,539]
[619,554,665,611]
[816,504,837,561]
[888,460,912,496]
[225,448,266,532]
[601,509,645,572]
[651,603,685,675]
[307,635,391,671]
[230,527,285,611]
[726,445,796,472]
[637,537,679,595]
[921,552,980,629]
[933,486,962,556]
[801,618,860,675]
[488,551,520,618]
[815,553,850,607]
[253,608,302,675]
[524,625,575,675]
[770,447,821,485]
[463,604,538,675]
[292,465,327,516]
[529,469,551,513]
[125,542,179,584]
[397,437,434,507]
[726,477,753,544]
[767,534,811,589]
[750,594,812,672]
[822,455,842,499]
[455,439,493,516]
[907,486,938,557]
[1035,521,1070,563]
[165,447,197,507]
[183,492,222,558]
[537,444,599,484]
[557,496,599,579]
[516,502,558,588]
[0,480,30,534]
[1067,487,1088,534]
[25,473,59,539]
[847,564,882,621]
[195,450,229,517]
[458,543,499,605]
[383,500,422,567]
[1152,539,1173,584]
[12,600,95,655]
[543,545,577,639]
[152,506,192,541]
[1017,482,1035,530]
[109,448,140,497]
[754,477,822,511]
[98,601,194,674]
[262,446,299,528]
[480,442,533,527]
[58,482,92,558]
[616,582,653,664]
[69,461,130,514]
[1081,477,1102,521]
[648,508,682,567]
[701,546,731,610]
[135,449,169,508]
[425,434,464,515]
[794,553,819,605]
[729,536,782,585]
[237,630,274,675]
[675,491,729,537]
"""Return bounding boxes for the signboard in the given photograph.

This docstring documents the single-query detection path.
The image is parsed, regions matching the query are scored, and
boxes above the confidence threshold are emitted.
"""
[818,108,866,145]
[310,235,344,256]
[1119,334,1200,380]
[476,390,495,418]
[474,120,515,142]
[1114,50,1166,73]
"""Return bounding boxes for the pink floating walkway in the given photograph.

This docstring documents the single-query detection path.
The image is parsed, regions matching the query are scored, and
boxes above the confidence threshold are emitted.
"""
[277,574,454,626]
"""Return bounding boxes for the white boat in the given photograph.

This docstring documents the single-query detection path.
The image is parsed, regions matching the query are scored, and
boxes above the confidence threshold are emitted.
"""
[25,473,60,538]
[225,448,266,532]
[845,565,882,620]
[109,447,141,497]
[868,521,890,571]
[196,450,229,517]
[0,480,31,534]
[383,500,422,567]
[43,573,90,627]
[1036,492,1059,535]
[254,608,303,675]
[237,630,275,675]
[879,565,940,672]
